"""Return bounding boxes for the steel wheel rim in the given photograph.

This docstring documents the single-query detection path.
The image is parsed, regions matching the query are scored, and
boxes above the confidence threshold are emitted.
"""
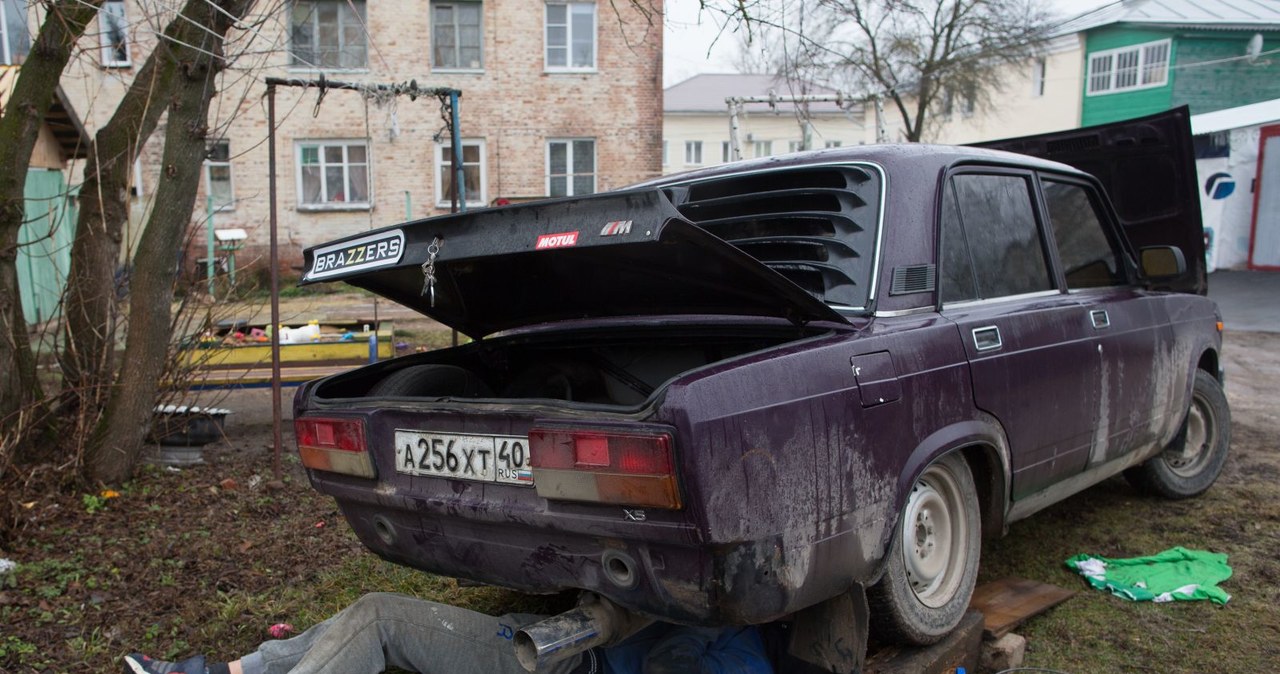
[900,464,969,608]
[1164,390,1216,478]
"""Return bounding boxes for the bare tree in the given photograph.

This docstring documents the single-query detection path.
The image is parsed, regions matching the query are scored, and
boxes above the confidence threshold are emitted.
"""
[815,0,1052,141]
[0,0,105,453]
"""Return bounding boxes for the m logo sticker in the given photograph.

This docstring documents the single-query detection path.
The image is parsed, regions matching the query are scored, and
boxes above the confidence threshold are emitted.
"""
[600,220,633,236]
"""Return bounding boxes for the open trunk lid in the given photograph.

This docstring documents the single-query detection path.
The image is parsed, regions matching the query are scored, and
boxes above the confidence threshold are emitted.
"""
[976,106,1206,294]
[300,188,848,337]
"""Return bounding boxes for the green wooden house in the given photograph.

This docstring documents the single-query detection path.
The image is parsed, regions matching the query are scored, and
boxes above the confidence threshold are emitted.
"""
[1056,0,1280,126]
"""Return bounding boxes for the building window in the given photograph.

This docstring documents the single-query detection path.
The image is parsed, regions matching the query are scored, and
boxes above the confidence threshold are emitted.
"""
[1,0,29,65]
[547,139,595,197]
[435,140,485,207]
[290,0,368,70]
[722,141,732,162]
[684,141,702,165]
[204,141,235,212]
[296,140,370,208]
[1086,39,1170,95]
[788,140,804,153]
[825,140,843,149]
[432,1,482,70]
[752,140,772,158]
[1032,57,1046,97]
[662,141,669,166]
[545,2,595,70]
[99,1,130,67]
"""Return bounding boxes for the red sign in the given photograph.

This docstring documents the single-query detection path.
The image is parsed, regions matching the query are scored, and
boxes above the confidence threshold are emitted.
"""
[535,231,579,250]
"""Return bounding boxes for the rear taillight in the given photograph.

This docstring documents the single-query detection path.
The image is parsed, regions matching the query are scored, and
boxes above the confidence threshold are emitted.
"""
[528,428,681,509]
[295,417,375,478]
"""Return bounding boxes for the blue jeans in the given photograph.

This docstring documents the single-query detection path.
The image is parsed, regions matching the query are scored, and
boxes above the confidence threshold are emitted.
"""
[240,593,599,674]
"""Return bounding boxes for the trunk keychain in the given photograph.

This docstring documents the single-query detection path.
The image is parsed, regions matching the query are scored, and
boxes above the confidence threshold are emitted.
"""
[421,236,442,306]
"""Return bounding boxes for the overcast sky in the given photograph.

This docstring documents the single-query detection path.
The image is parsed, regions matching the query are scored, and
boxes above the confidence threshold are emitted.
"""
[663,0,1118,87]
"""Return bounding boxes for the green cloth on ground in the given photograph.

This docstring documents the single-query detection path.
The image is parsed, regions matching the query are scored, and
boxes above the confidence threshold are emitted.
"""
[1065,546,1232,605]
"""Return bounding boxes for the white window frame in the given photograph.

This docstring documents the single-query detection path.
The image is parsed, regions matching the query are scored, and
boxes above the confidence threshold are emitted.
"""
[99,1,130,68]
[294,139,372,211]
[2,0,31,66]
[1032,57,1046,97]
[290,0,369,71]
[544,2,596,72]
[434,138,487,207]
[752,140,772,158]
[546,138,595,197]
[204,141,235,212]
[721,141,732,163]
[1086,38,1171,96]
[788,140,804,153]
[684,140,702,165]
[824,140,843,149]
[431,0,483,71]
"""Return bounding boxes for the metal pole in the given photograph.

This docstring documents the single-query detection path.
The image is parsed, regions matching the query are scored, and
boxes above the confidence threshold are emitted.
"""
[267,82,282,482]
[450,90,466,212]
[205,195,215,294]
[727,99,743,161]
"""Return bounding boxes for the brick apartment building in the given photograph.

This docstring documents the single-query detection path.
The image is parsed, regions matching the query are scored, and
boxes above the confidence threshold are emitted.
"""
[59,0,663,272]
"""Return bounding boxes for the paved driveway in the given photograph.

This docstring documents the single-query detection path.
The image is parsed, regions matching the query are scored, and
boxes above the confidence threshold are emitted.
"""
[1208,270,1280,333]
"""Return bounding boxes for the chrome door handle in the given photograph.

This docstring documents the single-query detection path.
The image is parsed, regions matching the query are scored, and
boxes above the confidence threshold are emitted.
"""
[1090,309,1110,329]
[972,326,1002,351]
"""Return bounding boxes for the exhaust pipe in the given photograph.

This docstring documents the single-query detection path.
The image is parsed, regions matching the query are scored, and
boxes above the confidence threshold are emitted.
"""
[514,594,652,672]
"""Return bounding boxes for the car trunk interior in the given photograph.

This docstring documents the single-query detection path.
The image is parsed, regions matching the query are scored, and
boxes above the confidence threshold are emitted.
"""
[310,325,830,407]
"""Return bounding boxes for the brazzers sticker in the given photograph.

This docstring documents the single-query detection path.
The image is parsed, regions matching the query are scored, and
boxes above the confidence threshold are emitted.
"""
[306,229,405,281]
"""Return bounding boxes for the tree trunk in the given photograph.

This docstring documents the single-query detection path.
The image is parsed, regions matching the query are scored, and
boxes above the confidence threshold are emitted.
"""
[0,0,103,447]
[85,0,257,484]
[60,0,231,413]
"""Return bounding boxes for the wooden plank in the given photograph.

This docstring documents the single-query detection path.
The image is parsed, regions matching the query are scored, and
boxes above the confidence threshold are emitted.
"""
[968,578,1076,639]
[865,610,983,674]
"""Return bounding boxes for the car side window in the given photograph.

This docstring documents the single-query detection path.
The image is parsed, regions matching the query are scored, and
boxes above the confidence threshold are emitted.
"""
[940,185,978,303]
[945,173,1054,299]
[1041,179,1126,289]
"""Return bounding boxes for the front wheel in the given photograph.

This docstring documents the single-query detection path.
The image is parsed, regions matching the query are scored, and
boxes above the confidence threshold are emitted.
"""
[869,452,981,646]
[1125,370,1231,499]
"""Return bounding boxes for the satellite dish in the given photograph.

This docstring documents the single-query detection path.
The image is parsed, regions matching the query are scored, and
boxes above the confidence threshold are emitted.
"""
[1246,33,1264,63]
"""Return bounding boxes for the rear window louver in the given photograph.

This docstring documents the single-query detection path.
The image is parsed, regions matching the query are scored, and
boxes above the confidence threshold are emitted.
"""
[665,165,881,309]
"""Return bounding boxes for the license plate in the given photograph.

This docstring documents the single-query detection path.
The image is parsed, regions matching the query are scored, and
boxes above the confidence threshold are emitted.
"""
[393,430,534,486]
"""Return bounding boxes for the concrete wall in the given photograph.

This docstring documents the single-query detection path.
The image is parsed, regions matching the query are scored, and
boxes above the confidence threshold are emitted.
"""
[661,111,865,174]
[927,35,1085,144]
[60,0,662,272]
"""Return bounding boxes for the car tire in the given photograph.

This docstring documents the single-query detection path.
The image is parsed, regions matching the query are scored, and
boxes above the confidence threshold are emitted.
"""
[869,452,981,646]
[369,364,495,398]
[1125,370,1231,500]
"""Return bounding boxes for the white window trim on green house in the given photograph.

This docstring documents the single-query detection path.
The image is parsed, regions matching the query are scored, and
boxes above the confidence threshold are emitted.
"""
[295,139,372,210]
[1087,38,1171,96]
[434,139,486,207]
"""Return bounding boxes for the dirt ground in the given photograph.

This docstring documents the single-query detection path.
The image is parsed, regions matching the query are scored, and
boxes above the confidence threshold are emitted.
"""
[1,330,1277,673]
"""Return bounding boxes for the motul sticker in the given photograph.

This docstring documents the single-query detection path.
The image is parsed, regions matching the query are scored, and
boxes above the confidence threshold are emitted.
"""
[600,220,633,236]
[535,231,579,250]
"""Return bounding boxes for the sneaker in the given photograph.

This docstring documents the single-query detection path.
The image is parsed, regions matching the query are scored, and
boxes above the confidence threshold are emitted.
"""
[123,653,207,674]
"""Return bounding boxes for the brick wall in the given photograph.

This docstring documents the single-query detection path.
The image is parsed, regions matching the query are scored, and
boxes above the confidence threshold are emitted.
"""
[63,0,662,273]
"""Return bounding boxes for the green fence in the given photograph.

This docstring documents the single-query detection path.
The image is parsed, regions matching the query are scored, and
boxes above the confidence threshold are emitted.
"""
[18,169,77,324]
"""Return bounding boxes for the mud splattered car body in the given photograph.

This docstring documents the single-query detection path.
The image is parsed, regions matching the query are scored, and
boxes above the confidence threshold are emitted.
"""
[293,109,1226,633]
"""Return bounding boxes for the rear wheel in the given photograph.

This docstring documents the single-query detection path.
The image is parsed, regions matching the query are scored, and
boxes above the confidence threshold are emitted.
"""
[1125,370,1231,499]
[869,452,981,646]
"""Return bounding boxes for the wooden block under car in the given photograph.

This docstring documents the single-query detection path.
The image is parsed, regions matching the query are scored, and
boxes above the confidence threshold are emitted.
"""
[865,610,983,674]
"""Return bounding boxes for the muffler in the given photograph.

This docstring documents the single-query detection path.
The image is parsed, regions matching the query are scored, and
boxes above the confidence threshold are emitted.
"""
[514,594,653,672]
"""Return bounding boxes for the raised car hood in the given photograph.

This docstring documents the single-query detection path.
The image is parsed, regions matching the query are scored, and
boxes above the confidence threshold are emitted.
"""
[300,188,847,337]
[977,106,1206,294]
